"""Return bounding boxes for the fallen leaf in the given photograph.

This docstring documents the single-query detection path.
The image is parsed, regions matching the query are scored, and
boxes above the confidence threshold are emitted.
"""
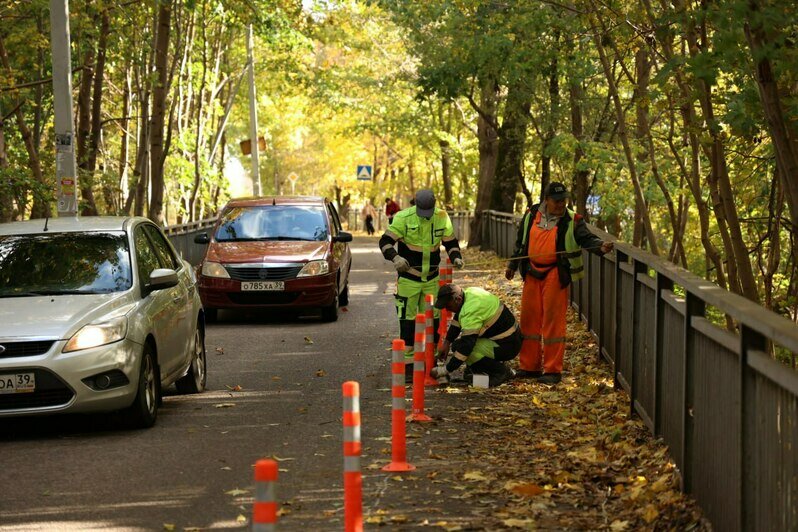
[215,347,224,355]
[315,369,326,377]
[214,403,236,409]
[220,466,231,471]
[342,307,349,312]
[503,518,535,529]
[225,488,248,496]
[463,471,489,481]
[225,384,243,392]
[236,514,247,523]
[163,525,175,531]
[304,336,314,344]
[271,455,296,462]
[510,483,545,497]
[610,520,629,531]
[641,504,659,523]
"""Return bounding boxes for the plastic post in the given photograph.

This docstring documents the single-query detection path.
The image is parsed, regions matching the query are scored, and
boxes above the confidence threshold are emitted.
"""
[253,459,278,531]
[424,294,437,386]
[411,314,433,421]
[382,339,415,472]
[343,381,363,532]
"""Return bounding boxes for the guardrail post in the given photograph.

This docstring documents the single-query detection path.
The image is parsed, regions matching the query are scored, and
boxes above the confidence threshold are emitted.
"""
[740,325,765,531]
[612,249,628,390]
[681,291,705,493]
[653,274,674,436]
[629,259,647,419]
[597,254,606,363]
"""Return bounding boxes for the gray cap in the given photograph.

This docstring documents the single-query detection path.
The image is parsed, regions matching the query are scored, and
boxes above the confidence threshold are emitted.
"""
[544,182,569,201]
[415,189,436,218]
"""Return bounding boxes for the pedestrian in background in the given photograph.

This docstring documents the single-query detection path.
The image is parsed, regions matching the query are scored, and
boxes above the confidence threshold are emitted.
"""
[379,189,463,381]
[505,182,613,384]
[385,197,400,224]
[362,202,377,235]
[431,284,520,387]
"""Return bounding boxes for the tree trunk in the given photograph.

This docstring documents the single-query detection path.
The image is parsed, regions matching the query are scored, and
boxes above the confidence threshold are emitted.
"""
[490,77,532,213]
[469,79,499,246]
[76,34,98,216]
[541,35,560,203]
[92,10,111,211]
[149,0,172,224]
[0,35,49,219]
[590,12,659,254]
[743,4,798,273]
[0,102,12,222]
[570,80,589,218]
[118,65,132,212]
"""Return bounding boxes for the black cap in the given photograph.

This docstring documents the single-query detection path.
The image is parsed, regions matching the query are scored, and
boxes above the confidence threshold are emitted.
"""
[544,182,569,201]
[435,284,457,309]
[415,189,436,218]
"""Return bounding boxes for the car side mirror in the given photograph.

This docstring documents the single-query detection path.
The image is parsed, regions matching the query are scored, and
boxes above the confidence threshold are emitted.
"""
[333,232,353,243]
[194,232,210,244]
[144,268,179,296]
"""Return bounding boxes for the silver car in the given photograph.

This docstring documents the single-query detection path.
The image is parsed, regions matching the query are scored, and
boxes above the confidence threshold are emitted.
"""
[0,216,207,428]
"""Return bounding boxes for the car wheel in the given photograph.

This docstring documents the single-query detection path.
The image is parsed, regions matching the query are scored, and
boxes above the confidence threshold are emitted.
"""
[338,282,350,307]
[176,323,207,394]
[205,308,217,322]
[322,289,339,322]
[125,345,158,429]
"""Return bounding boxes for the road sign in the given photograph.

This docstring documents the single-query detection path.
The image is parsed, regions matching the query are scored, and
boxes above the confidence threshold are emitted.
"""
[357,165,372,181]
[287,172,298,194]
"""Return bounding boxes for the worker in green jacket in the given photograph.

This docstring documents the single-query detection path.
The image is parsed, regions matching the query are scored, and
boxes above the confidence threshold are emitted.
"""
[379,189,463,379]
[430,284,521,387]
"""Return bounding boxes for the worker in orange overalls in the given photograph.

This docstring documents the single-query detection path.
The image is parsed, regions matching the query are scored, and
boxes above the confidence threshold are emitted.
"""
[504,182,613,384]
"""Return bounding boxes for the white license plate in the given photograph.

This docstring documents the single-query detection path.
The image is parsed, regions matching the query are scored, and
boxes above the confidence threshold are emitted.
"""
[241,281,285,291]
[0,372,35,394]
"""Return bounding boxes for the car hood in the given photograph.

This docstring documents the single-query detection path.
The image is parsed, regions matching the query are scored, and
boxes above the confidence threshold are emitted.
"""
[0,292,133,340]
[208,241,329,264]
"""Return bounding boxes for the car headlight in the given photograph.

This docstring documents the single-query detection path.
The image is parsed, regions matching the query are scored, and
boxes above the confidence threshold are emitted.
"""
[201,261,230,278]
[64,316,128,353]
[297,260,329,277]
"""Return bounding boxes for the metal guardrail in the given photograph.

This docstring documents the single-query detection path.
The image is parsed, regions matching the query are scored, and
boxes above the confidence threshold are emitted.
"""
[480,209,798,532]
[163,217,216,266]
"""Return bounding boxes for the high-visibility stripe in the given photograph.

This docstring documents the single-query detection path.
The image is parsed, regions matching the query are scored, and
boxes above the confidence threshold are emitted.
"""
[256,483,275,501]
[478,305,505,335]
[461,329,480,336]
[543,336,566,345]
[383,230,400,240]
[570,265,584,274]
[343,397,359,412]
[450,319,460,328]
[344,425,360,441]
[490,323,518,341]
[414,360,424,371]
[392,374,404,386]
[344,456,360,472]
[392,397,405,410]
[454,351,468,361]
[381,244,395,253]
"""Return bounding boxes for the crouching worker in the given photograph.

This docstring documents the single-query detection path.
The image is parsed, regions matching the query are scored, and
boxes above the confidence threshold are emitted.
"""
[431,284,521,387]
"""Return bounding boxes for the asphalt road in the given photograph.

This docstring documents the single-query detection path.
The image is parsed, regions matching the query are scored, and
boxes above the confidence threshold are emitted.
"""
[0,236,402,531]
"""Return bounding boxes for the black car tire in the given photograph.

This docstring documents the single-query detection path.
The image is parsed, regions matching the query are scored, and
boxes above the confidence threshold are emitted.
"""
[125,345,158,429]
[338,282,350,307]
[176,323,207,394]
[322,289,339,322]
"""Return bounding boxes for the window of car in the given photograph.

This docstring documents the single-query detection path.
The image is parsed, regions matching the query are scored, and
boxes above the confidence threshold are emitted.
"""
[0,232,133,296]
[329,203,343,232]
[325,204,339,236]
[143,224,181,270]
[134,226,162,285]
[215,205,329,242]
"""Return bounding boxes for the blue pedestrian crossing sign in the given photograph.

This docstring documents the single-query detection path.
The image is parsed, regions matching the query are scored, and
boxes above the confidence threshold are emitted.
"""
[356,165,372,181]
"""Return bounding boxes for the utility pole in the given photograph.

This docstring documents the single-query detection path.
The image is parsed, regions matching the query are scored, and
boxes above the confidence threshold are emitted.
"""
[247,25,261,196]
[50,0,78,216]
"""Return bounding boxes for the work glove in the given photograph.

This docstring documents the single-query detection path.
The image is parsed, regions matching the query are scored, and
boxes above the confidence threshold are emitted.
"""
[392,256,411,273]
[430,365,450,384]
[453,257,464,269]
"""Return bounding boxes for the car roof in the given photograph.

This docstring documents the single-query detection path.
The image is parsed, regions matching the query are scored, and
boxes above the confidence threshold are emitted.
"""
[0,216,151,236]
[222,196,328,209]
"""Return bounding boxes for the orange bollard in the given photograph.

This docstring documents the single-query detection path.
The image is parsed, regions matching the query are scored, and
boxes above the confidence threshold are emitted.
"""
[411,314,433,422]
[382,339,415,472]
[343,381,363,532]
[424,294,437,387]
[437,262,450,351]
[253,459,278,531]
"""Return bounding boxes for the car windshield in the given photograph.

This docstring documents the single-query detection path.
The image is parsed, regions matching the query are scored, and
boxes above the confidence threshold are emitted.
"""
[0,232,133,297]
[215,205,329,242]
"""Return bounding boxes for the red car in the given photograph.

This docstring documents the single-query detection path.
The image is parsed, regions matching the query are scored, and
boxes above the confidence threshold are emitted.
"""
[194,196,352,321]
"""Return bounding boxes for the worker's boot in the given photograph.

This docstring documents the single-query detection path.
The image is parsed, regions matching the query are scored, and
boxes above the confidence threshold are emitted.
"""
[536,373,562,385]
[488,364,514,387]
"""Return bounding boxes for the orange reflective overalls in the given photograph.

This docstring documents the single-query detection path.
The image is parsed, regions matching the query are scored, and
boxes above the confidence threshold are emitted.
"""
[518,211,569,374]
